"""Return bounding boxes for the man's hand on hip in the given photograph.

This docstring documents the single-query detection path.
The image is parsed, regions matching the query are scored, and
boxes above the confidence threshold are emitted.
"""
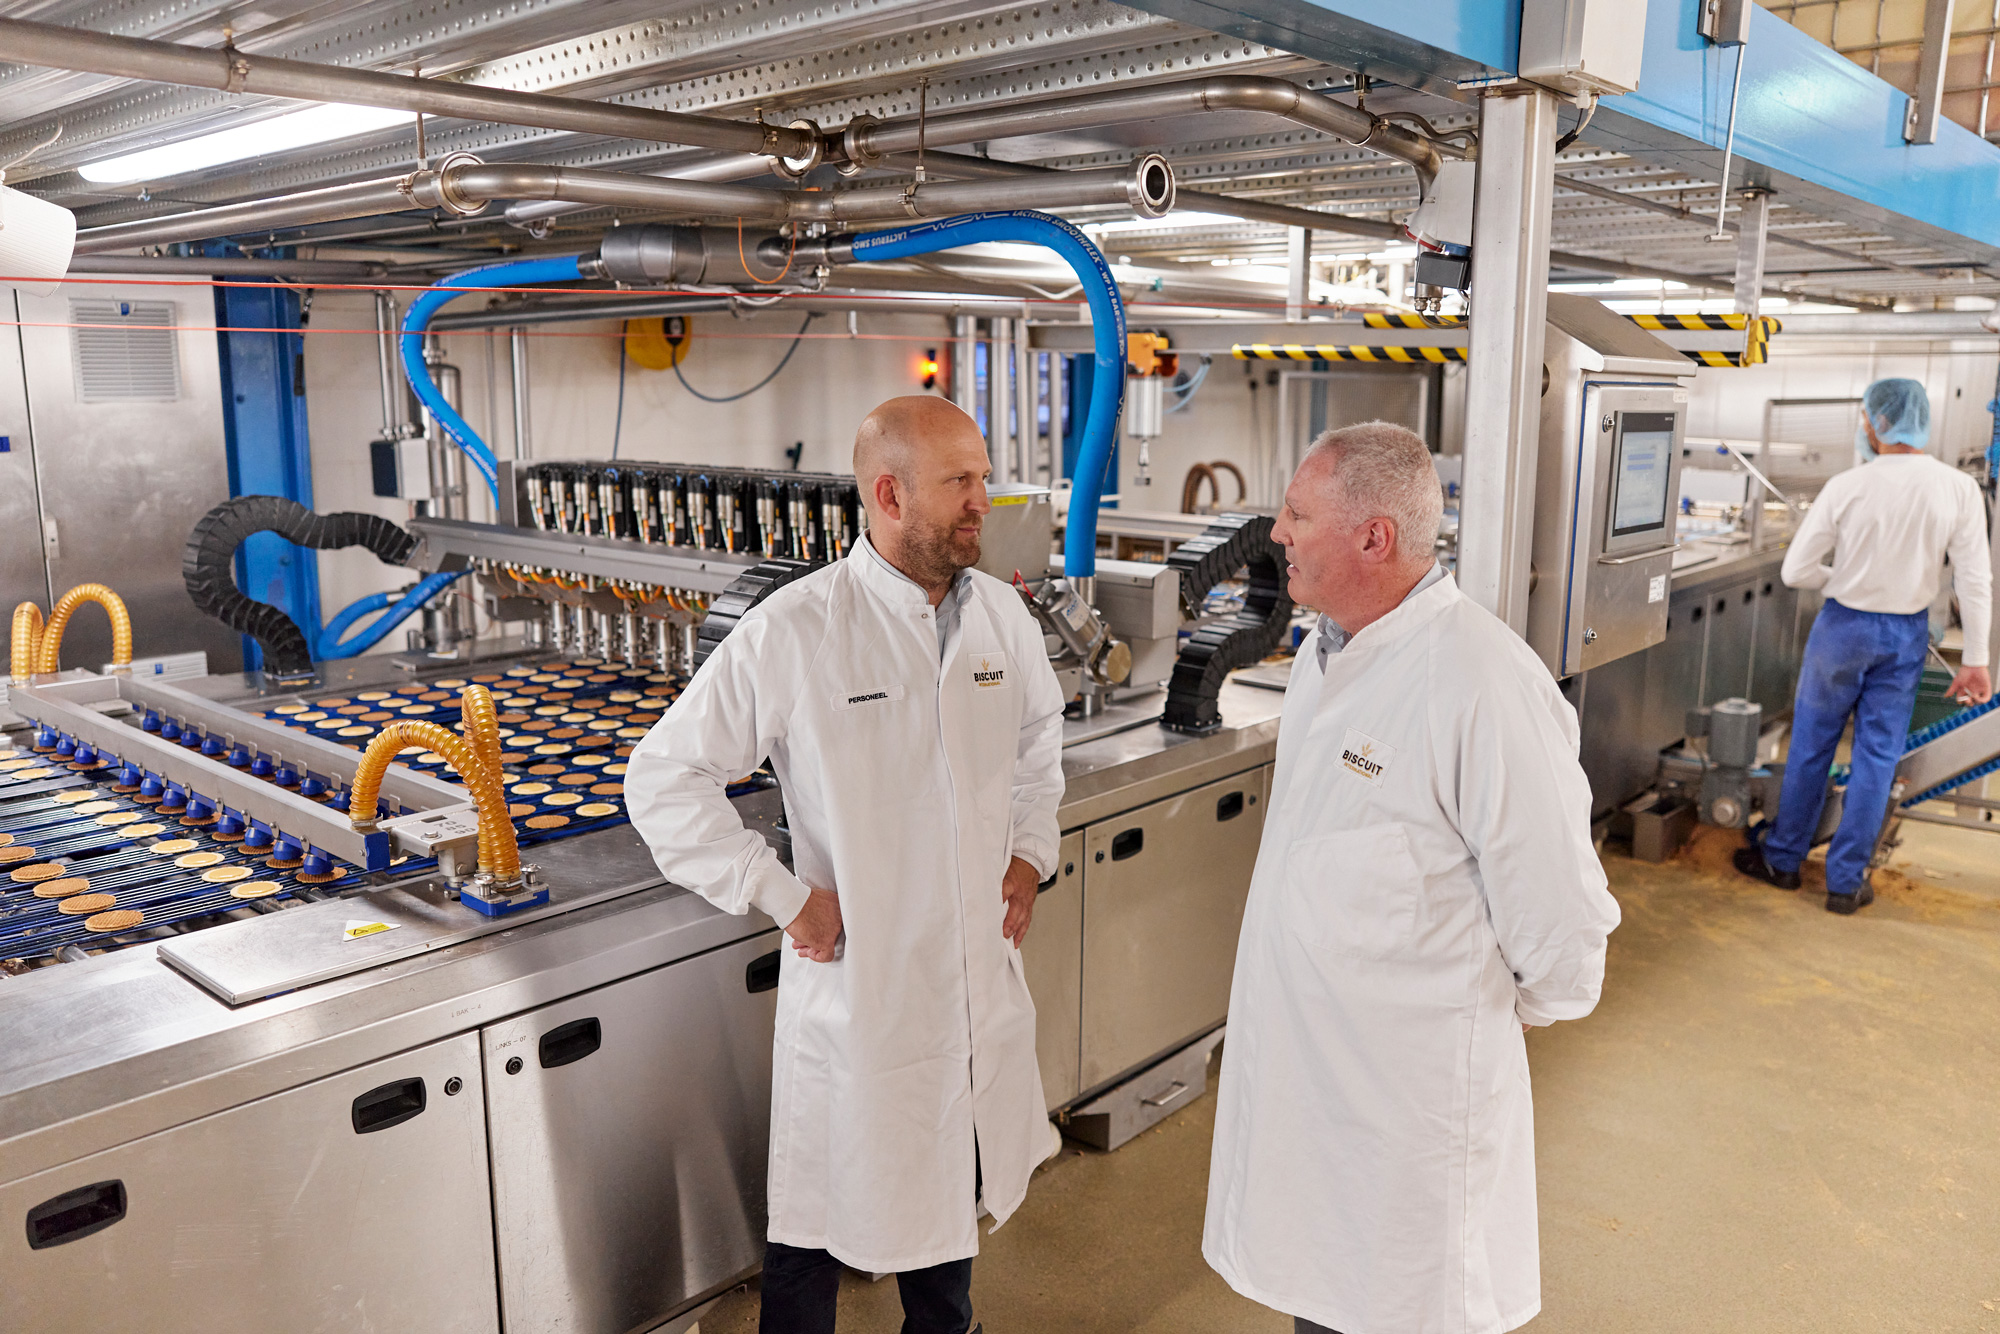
[1001,856,1038,948]
[1949,665,1993,705]
[786,886,843,963]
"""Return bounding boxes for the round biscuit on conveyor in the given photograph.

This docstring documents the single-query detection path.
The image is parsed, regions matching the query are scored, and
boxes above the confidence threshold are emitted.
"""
[0,846,38,863]
[57,892,115,915]
[0,831,11,846]
[202,865,253,883]
[575,802,619,818]
[95,811,143,826]
[148,838,199,855]
[533,743,572,756]
[294,867,344,884]
[32,875,89,898]
[508,803,536,818]
[85,909,144,933]
[358,690,393,700]
[273,703,307,714]
[549,728,584,740]
[525,814,570,829]
[544,793,583,807]
[173,851,225,869]
[72,800,119,815]
[609,690,641,704]
[589,782,624,796]
[574,753,610,768]
[557,772,594,786]
[511,782,551,796]
[361,711,394,723]
[317,698,352,708]
[123,823,167,837]
[230,881,282,899]
[527,763,565,776]
[10,863,64,883]
[435,678,468,689]
[51,790,98,804]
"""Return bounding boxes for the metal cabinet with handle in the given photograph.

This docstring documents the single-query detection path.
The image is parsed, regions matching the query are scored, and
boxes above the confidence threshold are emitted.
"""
[1078,765,1271,1095]
[0,1031,497,1333]
[481,930,782,1334]
[1019,830,1084,1111]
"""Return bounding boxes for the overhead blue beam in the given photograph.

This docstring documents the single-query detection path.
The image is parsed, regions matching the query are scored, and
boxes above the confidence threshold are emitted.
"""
[1123,0,2000,262]
[1592,0,2000,262]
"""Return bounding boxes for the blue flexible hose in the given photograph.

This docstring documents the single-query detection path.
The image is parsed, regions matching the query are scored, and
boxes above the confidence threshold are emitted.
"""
[402,255,586,502]
[847,211,1125,579]
[315,570,469,659]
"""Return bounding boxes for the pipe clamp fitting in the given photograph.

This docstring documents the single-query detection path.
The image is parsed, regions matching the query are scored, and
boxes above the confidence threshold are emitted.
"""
[1126,153,1176,220]
[839,114,884,173]
[428,153,491,216]
[768,119,824,181]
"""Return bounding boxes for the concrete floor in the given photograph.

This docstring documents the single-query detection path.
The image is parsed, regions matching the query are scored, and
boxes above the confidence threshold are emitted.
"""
[701,812,2000,1334]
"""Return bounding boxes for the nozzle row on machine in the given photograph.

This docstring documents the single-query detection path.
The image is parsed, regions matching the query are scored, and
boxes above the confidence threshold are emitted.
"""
[24,720,360,881]
[518,461,863,562]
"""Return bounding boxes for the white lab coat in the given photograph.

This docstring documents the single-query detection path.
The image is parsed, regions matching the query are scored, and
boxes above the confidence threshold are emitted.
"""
[1204,573,1621,1334]
[625,547,1065,1272]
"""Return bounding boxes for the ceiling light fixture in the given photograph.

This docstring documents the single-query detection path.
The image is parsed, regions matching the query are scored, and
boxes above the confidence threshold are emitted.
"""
[78,103,413,184]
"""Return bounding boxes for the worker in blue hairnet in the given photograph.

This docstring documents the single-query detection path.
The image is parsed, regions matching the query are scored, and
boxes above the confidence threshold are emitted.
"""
[1737,378,1992,913]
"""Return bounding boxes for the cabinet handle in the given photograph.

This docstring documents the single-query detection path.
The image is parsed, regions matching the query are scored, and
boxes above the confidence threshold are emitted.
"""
[1141,1081,1193,1109]
[1216,791,1245,821]
[351,1077,426,1134]
[539,1016,603,1069]
[26,1180,125,1250]
[1110,828,1144,861]
[746,950,781,994]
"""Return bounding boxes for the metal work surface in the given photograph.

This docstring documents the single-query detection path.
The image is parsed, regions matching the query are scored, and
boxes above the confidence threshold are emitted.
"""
[1057,681,1284,829]
[0,820,764,1185]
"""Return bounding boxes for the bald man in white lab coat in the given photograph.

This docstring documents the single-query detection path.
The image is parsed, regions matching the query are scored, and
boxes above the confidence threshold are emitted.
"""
[1204,422,1622,1334]
[625,397,1065,1334]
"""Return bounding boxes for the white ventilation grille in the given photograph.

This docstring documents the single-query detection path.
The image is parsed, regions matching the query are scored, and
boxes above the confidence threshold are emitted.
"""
[69,298,181,403]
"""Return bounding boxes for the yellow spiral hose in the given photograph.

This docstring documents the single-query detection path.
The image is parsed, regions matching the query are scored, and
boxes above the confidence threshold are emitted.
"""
[10,603,43,685]
[457,684,503,778]
[35,584,133,675]
[347,720,520,882]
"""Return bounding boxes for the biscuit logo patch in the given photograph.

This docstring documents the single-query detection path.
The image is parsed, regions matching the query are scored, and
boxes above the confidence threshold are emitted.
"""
[833,683,907,711]
[973,654,1009,689]
[1340,728,1393,786]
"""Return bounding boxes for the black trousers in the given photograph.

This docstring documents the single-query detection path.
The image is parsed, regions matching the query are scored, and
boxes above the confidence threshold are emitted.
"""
[1295,1321,1342,1334]
[758,1240,974,1334]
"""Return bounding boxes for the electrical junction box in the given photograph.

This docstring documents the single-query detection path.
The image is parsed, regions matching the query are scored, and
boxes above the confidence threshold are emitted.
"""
[1520,0,1648,96]
[370,436,435,501]
[975,484,1053,584]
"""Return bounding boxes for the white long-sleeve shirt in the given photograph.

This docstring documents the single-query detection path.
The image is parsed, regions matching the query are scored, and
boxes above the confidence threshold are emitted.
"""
[1782,453,1992,667]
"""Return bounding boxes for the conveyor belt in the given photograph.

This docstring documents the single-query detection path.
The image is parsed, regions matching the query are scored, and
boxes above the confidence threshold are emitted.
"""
[0,657,675,967]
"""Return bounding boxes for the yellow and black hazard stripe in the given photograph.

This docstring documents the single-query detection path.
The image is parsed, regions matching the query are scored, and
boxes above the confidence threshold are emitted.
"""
[1362,311,1464,329]
[1232,343,1467,363]
[1626,312,1785,334]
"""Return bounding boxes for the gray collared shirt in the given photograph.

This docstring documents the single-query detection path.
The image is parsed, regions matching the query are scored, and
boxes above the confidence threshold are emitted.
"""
[1316,562,1448,669]
[861,532,969,661]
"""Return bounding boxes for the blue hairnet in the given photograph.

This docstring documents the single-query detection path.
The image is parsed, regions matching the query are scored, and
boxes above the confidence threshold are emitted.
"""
[1862,377,1930,449]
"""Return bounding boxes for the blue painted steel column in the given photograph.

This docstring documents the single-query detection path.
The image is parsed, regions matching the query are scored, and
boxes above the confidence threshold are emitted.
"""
[209,248,320,672]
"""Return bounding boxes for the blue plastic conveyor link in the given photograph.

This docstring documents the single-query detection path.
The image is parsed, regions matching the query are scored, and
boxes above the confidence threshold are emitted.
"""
[846,210,1125,580]
[1903,695,2000,753]
[401,255,587,502]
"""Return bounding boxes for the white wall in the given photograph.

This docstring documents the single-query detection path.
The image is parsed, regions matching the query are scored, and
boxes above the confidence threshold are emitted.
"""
[1681,339,2000,466]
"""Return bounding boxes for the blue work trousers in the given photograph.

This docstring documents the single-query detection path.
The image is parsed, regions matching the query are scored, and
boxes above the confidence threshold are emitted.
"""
[1764,599,1929,894]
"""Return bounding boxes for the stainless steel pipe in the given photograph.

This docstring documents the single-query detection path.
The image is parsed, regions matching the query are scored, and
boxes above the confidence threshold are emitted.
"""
[74,155,1175,255]
[0,16,811,160]
[843,75,1440,190]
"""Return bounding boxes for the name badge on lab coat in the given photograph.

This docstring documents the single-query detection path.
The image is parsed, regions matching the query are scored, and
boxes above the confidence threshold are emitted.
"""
[1340,727,1394,785]
[834,684,907,710]
[970,652,1011,689]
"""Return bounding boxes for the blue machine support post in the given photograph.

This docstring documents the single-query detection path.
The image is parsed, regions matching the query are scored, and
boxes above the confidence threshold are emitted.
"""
[210,249,320,673]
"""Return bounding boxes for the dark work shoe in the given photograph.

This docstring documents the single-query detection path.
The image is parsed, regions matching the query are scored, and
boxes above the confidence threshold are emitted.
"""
[1826,881,1876,915]
[1733,844,1801,891]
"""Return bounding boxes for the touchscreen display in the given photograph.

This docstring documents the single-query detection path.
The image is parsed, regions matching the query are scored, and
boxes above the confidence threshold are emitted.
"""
[1610,412,1676,538]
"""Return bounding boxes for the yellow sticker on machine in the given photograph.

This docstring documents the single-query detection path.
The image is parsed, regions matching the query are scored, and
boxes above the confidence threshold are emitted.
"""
[990,494,1030,506]
[343,920,399,941]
